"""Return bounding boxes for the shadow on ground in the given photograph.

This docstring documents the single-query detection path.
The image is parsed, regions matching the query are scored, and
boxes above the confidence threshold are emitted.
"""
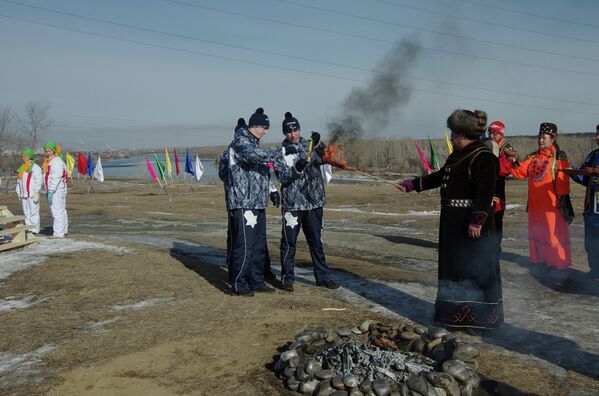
[169,240,599,381]
[331,266,599,380]
[379,234,599,298]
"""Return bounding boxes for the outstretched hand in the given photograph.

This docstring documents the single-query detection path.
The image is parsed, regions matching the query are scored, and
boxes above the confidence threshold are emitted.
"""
[582,167,599,176]
[395,179,414,193]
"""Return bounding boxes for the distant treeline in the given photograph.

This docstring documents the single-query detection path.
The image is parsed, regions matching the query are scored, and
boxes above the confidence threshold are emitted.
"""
[2,133,595,178]
[332,132,597,174]
[147,133,597,174]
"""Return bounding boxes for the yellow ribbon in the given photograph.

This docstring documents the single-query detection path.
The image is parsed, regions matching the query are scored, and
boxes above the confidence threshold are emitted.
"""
[18,160,34,180]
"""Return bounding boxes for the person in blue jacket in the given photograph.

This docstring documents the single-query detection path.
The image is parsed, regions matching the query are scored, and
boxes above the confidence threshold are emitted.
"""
[570,124,599,278]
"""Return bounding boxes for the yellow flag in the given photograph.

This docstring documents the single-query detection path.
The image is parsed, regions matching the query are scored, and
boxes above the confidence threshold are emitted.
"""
[65,152,75,177]
[164,147,172,178]
[444,130,453,155]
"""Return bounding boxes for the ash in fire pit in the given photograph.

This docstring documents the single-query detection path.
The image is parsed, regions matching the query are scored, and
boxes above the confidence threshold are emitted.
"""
[316,342,435,384]
[273,320,481,396]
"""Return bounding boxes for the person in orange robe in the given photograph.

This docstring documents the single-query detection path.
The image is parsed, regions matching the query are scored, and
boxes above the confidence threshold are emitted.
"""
[511,123,571,285]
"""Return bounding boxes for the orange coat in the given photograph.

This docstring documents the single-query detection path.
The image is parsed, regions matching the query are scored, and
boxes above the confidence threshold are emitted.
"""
[511,146,571,269]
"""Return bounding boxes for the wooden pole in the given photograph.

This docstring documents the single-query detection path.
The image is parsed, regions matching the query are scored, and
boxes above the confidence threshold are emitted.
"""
[345,167,398,186]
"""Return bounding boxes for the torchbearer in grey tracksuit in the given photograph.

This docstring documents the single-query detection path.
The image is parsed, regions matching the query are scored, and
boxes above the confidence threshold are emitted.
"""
[275,112,339,292]
[219,117,279,281]
[222,108,297,296]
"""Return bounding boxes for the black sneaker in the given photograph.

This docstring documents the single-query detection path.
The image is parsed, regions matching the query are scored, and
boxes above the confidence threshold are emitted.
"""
[281,284,294,292]
[585,271,599,279]
[225,288,254,297]
[317,280,339,290]
[264,271,276,280]
[254,285,276,293]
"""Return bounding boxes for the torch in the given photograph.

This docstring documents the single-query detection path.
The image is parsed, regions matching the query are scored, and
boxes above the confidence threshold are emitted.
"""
[306,138,314,162]
[322,144,398,186]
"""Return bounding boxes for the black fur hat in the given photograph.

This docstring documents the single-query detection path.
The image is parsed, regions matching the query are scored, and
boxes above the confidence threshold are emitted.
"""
[447,109,481,140]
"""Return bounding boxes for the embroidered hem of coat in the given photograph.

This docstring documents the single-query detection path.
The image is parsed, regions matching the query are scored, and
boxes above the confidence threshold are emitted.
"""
[435,299,503,329]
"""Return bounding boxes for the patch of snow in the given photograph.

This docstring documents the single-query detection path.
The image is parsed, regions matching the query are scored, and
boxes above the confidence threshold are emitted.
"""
[0,238,132,280]
[110,298,175,312]
[326,207,367,214]
[0,295,45,313]
[0,344,55,387]
[146,211,177,216]
[116,218,197,228]
[405,210,440,216]
[85,317,121,332]
[326,207,440,216]
[505,204,523,210]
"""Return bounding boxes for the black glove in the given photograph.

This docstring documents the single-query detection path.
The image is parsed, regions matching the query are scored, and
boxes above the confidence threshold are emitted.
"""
[294,158,308,172]
[310,131,321,146]
[270,191,280,208]
[314,143,326,157]
[283,145,298,155]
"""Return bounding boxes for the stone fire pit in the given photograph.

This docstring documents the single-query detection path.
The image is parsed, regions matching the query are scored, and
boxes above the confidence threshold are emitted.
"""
[273,320,481,396]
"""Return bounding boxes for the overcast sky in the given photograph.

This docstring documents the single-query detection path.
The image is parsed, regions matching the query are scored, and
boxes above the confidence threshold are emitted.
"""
[1,0,598,150]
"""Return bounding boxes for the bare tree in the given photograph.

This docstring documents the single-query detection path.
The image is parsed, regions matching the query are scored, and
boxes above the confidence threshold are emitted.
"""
[0,107,13,151]
[19,101,52,150]
[0,107,22,176]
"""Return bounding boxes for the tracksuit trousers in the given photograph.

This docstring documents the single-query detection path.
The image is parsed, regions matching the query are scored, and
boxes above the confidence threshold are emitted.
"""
[280,207,331,287]
[228,208,267,293]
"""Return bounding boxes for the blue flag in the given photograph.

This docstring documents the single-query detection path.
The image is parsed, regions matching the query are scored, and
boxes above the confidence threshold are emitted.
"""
[86,153,95,176]
[185,150,194,175]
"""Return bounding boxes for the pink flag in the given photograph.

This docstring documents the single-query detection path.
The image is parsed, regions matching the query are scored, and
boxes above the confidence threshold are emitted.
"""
[414,140,433,174]
[146,158,158,181]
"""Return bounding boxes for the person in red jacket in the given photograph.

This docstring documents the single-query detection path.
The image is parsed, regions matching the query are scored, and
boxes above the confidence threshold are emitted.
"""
[486,121,519,244]
[511,123,571,286]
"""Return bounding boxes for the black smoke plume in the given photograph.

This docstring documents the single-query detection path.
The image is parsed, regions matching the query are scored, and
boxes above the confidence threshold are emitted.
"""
[328,36,421,143]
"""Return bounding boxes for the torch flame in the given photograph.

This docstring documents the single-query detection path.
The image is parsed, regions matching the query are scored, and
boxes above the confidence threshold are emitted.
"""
[322,143,397,186]
[323,144,349,169]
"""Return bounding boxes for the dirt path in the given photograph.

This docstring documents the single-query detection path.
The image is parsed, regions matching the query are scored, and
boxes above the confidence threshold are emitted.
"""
[1,179,598,395]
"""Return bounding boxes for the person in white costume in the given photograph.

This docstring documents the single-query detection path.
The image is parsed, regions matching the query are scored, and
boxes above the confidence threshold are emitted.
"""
[15,148,43,234]
[42,141,68,238]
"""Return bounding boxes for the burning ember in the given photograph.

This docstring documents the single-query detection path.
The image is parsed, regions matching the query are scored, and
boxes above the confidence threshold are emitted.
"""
[273,320,481,395]
[323,144,349,170]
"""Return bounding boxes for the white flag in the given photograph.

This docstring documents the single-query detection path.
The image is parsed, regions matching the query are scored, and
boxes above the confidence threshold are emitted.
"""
[321,164,333,184]
[93,156,104,182]
[194,155,204,181]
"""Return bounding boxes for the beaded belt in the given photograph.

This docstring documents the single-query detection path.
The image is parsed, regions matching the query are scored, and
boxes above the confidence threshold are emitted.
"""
[441,198,474,208]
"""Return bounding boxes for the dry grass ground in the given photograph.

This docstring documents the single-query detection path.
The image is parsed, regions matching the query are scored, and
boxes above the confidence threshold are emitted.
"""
[0,177,598,396]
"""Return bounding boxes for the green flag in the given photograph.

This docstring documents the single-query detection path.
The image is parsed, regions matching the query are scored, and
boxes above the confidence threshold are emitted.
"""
[154,153,166,182]
[428,136,440,170]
